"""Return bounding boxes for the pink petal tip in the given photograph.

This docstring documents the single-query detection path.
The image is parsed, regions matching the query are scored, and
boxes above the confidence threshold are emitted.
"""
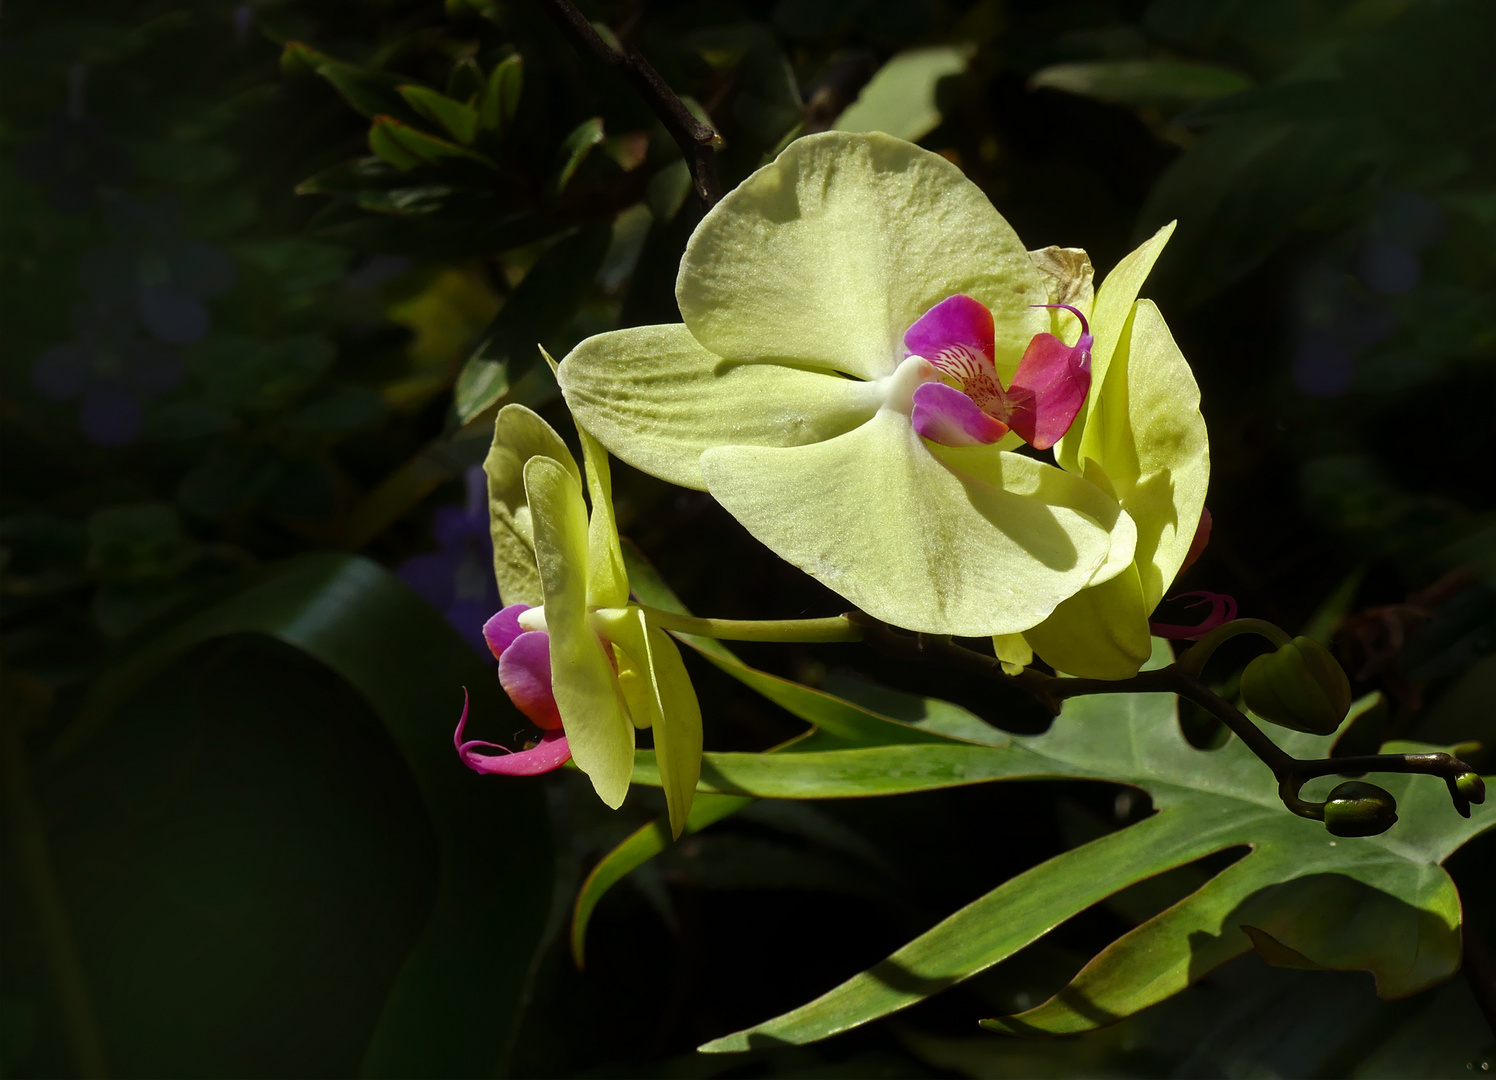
[912,381,1009,446]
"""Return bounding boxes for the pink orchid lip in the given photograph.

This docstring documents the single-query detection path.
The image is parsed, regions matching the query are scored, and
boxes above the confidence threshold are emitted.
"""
[1149,591,1238,639]
[454,689,572,776]
[483,603,529,660]
[903,296,1092,450]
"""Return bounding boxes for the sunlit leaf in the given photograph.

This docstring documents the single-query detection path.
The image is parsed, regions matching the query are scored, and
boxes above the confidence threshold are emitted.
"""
[1029,60,1253,109]
[655,655,1494,1050]
[834,46,973,143]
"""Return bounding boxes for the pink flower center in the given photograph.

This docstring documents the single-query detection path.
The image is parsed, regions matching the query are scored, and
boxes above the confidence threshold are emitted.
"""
[904,295,1094,450]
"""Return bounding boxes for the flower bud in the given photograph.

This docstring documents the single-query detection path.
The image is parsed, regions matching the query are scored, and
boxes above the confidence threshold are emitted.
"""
[1323,781,1398,837]
[1455,772,1486,804]
[1240,636,1352,735]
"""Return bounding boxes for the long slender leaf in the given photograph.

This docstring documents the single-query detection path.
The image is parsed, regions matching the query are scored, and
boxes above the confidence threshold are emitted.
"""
[684,659,1493,1050]
[51,554,552,1078]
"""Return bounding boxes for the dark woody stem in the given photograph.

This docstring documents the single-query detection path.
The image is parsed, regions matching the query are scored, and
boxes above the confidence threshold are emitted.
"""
[535,0,723,207]
[847,613,1483,822]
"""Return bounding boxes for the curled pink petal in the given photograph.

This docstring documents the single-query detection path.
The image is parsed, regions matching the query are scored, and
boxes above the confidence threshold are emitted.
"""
[1180,508,1213,574]
[498,630,563,730]
[912,381,1010,446]
[454,689,572,776]
[1006,305,1093,450]
[904,295,997,385]
[1149,591,1238,639]
[483,603,531,661]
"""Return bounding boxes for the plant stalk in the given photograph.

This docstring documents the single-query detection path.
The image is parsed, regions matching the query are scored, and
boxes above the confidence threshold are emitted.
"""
[535,0,722,207]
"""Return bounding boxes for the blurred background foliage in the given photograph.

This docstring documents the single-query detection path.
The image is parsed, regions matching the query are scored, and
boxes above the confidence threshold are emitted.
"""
[1,0,1492,1076]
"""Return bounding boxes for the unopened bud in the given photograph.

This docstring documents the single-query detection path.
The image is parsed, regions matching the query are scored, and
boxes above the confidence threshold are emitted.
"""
[1241,636,1352,735]
[1324,781,1398,837]
[1455,772,1486,804]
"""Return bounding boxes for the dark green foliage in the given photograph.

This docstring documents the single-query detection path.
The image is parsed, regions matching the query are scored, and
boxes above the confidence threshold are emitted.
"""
[2,1,1492,1077]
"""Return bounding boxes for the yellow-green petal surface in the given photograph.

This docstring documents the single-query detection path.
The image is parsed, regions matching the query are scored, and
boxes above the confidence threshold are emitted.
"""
[1023,565,1154,680]
[559,324,881,491]
[1074,300,1209,611]
[576,423,628,609]
[484,404,582,607]
[1056,222,1175,476]
[677,131,1049,381]
[524,456,633,807]
[700,410,1125,637]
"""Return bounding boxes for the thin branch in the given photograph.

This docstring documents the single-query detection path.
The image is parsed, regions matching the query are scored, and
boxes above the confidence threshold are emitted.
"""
[536,0,722,207]
[849,613,1483,824]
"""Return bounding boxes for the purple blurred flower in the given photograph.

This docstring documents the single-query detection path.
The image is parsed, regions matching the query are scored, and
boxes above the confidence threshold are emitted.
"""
[397,467,499,654]
[32,323,184,446]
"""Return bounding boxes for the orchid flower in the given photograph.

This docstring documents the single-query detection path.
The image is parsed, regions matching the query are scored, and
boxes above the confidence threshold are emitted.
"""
[558,131,1136,638]
[995,224,1217,680]
[455,402,703,836]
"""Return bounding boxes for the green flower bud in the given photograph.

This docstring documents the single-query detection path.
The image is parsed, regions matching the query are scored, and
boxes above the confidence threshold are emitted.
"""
[1323,782,1398,837]
[1455,772,1486,804]
[1240,636,1352,735]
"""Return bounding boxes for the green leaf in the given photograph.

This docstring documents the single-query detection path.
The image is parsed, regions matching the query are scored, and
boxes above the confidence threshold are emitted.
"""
[552,117,605,198]
[834,45,974,143]
[480,54,523,134]
[446,56,484,103]
[1029,60,1254,110]
[570,793,750,967]
[453,357,509,426]
[315,61,413,122]
[48,554,552,1077]
[463,223,611,410]
[681,666,1492,1050]
[367,115,497,171]
[398,84,480,145]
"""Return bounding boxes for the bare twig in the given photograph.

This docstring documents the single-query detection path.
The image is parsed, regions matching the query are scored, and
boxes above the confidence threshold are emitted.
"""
[849,613,1483,824]
[536,0,722,207]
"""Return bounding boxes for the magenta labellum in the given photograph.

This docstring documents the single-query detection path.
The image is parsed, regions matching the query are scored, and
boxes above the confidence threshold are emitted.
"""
[905,295,1093,451]
[1148,590,1238,639]
[454,602,571,777]
[454,690,571,775]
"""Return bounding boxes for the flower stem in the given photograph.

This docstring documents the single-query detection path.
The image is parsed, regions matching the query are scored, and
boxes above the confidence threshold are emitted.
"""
[1175,618,1294,677]
[849,613,1482,825]
[639,607,863,643]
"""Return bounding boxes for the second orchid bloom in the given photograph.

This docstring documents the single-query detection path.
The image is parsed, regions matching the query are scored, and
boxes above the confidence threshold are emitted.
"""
[459,403,703,836]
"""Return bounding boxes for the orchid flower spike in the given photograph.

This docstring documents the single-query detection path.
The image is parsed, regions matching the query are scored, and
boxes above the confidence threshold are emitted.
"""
[455,401,703,836]
[558,131,1139,639]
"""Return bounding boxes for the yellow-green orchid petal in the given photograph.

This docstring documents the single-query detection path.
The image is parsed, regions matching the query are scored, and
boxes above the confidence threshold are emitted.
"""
[1026,298,1209,678]
[523,455,633,808]
[1077,299,1209,611]
[699,409,1126,637]
[577,423,629,609]
[993,633,1033,676]
[558,324,881,491]
[677,130,1050,381]
[603,607,702,837]
[484,404,582,607]
[1055,222,1175,476]
[1022,565,1153,680]
[645,623,702,839]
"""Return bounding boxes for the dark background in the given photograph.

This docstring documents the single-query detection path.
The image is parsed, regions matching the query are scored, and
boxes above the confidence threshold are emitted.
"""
[2,1,1493,1076]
